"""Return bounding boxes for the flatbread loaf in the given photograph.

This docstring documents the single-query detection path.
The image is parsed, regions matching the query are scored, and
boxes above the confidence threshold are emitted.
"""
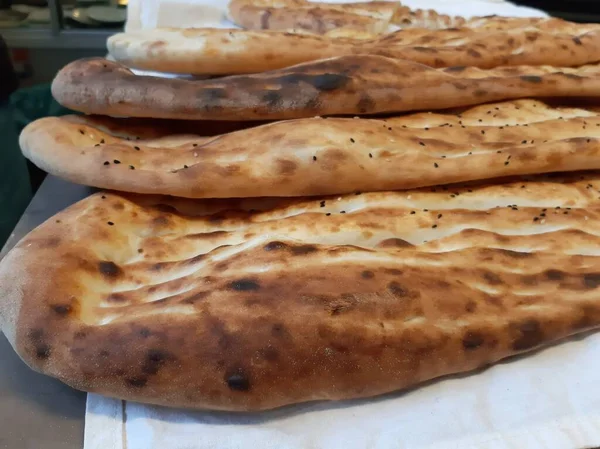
[107,21,600,75]
[228,0,466,34]
[20,99,600,198]
[2,171,600,411]
[51,57,600,121]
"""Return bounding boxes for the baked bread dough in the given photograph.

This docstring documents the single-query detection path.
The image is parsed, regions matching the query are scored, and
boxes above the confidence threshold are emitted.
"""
[2,171,600,411]
[20,99,600,198]
[51,57,600,121]
[228,0,466,34]
[107,21,600,75]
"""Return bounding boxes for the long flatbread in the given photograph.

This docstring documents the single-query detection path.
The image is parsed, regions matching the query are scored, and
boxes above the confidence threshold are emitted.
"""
[2,172,600,411]
[20,99,600,198]
[52,57,600,121]
[228,0,466,34]
[107,21,600,75]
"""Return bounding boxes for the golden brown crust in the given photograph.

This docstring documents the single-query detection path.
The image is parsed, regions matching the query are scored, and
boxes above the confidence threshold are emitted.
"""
[228,0,466,34]
[3,172,600,410]
[106,21,600,75]
[19,99,600,198]
[51,57,600,121]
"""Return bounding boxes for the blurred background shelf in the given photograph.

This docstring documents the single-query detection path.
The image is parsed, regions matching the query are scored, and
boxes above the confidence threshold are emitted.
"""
[1,27,114,48]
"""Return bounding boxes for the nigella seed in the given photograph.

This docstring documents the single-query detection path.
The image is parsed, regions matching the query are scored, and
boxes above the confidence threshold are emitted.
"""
[497,150,502,154]
[434,163,439,168]
[521,140,527,144]
[504,161,509,166]
[481,130,485,135]
[410,211,416,214]
[533,217,539,222]
[101,139,105,144]
[350,138,355,143]
[340,211,346,214]
[134,146,140,151]
[437,214,442,219]
[320,201,325,207]
[129,165,135,170]
[432,224,438,228]
[193,143,198,147]
[369,153,373,158]
[107,221,114,226]
[94,144,100,147]
[113,160,121,164]
[423,209,429,212]
[326,213,331,216]
[103,161,110,166]
[313,156,317,161]
[419,142,425,146]
[79,129,84,135]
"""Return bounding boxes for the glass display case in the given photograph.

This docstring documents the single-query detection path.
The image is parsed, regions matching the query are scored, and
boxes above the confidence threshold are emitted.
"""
[0,0,126,49]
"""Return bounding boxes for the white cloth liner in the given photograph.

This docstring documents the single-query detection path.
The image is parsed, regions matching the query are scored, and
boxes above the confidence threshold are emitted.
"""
[85,2,600,449]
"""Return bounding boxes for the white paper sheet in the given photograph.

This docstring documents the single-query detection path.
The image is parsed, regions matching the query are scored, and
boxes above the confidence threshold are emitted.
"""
[85,2,600,449]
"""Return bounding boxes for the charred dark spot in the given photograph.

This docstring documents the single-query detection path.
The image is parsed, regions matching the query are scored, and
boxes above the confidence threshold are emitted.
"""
[203,88,227,101]
[497,249,532,259]
[98,261,122,278]
[573,36,583,45]
[361,270,375,279]
[280,73,350,91]
[276,159,297,175]
[51,304,72,316]
[462,331,484,350]
[388,281,408,297]
[152,215,170,227]
[107,293,127,303]
[228,279,260,291]
[271,323,289,338]
[483,271,502,285]
[413,46,437,53]
[384,268,403,275]
[526,33,539,42]
[467,49,482,58]
[445,66,466,73]
[36,237,61,249]
[99,350,110,357]
[259,346,279,362]
[453,82,468,90]
[260,9,271,29]
[291,245,318,256]
[142,349,171,375]
[511,319,543,351]
[473,89,487,97]
[264,241,289,251]
[139,327,151,338]
[583,273,600,289]
[545,269,565,281]
[74,330,88,340]
[520,75,543,83]
[465,301,477,313]
[357,95,375,113]
[226,369,251,391]
[126,377,148,388]
[35,344,51,359]
[378,238,413,248]
[310,73,351,91]
[262,90,281,107]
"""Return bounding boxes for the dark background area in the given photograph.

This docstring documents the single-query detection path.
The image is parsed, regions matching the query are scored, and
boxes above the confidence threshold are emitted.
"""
[514,0,600,22]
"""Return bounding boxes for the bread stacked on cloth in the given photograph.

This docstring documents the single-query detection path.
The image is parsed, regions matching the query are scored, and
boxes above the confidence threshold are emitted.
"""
[4,0,600,412]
